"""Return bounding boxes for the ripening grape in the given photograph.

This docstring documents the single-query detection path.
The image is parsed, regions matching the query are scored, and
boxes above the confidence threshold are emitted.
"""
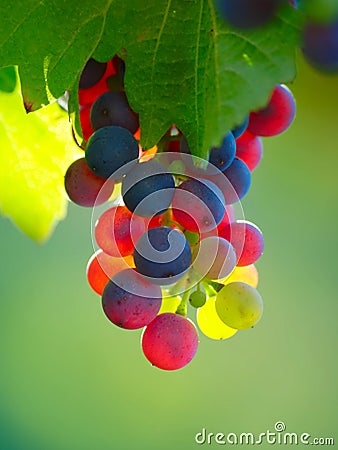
[95,206,147,257]
[141,313,199,370]
[221,158,251,203]
[215,282,263,329]
[197,297,238,340]
[122,160,175,217]
[192,236,237,281]
[302,20,338,73]
[79,58,107,90]
[201,204,235,240]
[221,264,259,288]
[85,126,139,179]
[86,250,134,295]
[102,269,162,329]
[248,84,296,136]
[90,91,139,134]
[134,227,192,285]
[221,220,264,266]
[172,178,225,233]
[236,131,263,171]
[218,0,285,30]
[64,158,115,207]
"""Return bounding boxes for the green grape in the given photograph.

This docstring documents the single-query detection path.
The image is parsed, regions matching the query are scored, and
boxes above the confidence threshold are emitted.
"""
[215,282,263,330]
[159,295,181,314]
[189,290,206,308]
[197,297,238,340]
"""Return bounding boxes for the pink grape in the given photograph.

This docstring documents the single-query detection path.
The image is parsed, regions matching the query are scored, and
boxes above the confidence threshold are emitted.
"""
[236,131,263,171]
[221,220,264,266]
[141,313,199,370]
[248,84,296,136]
[86,250,134,295]
[64,158,114,207]
[102,269,162,329]
[95,206,147,257]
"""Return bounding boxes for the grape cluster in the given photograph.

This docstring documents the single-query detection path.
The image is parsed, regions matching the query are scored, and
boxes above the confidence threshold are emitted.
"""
[64,56,296,370]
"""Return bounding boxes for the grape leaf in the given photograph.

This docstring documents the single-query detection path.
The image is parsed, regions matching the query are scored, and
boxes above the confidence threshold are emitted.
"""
[0,79,79,242]
[0,1,301,159]
[0,66,17,93]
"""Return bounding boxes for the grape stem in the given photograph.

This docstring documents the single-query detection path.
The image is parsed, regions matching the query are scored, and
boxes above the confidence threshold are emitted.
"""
[175,288,191,317]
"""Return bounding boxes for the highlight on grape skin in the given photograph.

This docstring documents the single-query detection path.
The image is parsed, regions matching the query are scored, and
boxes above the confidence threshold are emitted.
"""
[215,282,264,330]
[102,268,162,330]
[141,313,199,370]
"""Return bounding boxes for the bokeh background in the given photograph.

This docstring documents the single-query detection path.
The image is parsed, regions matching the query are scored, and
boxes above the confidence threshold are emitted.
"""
[0,54,337,449]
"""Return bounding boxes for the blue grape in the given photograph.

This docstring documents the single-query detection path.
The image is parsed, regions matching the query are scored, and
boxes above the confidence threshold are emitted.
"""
[122,160,175,217]
[221,158,251,203]
[172,178,225,233]
[209,131,236,171]
[302,20,338,73]
[102,268,162,329]
[134,227,192,285]
[90,91,139,134]
[79,58,106,90]
[218,0,285,29]
[85,126,139,179]
[231,115,249,139]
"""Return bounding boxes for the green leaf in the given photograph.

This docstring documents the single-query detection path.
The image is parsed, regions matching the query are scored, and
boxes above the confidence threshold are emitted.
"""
[0,1,302,159]
[0,66,17,93]
[0,79,79,242]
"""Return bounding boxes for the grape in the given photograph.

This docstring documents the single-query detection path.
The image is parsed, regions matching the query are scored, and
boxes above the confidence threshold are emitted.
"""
[221,220,264,266]
[189,290,206,308]
[64,158,115,207]
[197,297,238,340]
[209,131,236,171]
[215,282,263,329]
[79,103,94,142]
[236,131,263,171]
[134,227,192,285]
[192,236,237,280]
[200,204,235,239]
[86,250,134,295]
[232,115,249,139]
[220,158,251,203]
[141,313,199,370]
[122,160,175,218]
[218,0,285,30]
[102,269,162,330]
[90,91,139,134]
[221,264,258,288]
[79,58,107,90]
[95,206,147,257]
[248,84,296,136]
[85,126,139,179]
[172,178,225,233]
[302,20,338,73]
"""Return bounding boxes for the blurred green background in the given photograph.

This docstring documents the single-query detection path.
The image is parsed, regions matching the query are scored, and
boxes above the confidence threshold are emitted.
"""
[0,54,337,449]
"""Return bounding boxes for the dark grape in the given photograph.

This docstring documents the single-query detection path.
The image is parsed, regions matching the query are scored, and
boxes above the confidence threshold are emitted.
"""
[172,178,225,233]
[141,313,199,370]
[218,0,285,30]
[248,84,296,136]
[64,158,114,207]
[102,269,162,329]
[85,126,139,179]
[302,20,338,73]
[90,91,139,134]
[122,160,175,217]
[79,58,107,90]
[95,206,147,257]
[219,158,251,204]
[209,131,236,171]
[231,115,249,139]
[236,131,263,171]
[134,227,192,285]
[221,220,264,266]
